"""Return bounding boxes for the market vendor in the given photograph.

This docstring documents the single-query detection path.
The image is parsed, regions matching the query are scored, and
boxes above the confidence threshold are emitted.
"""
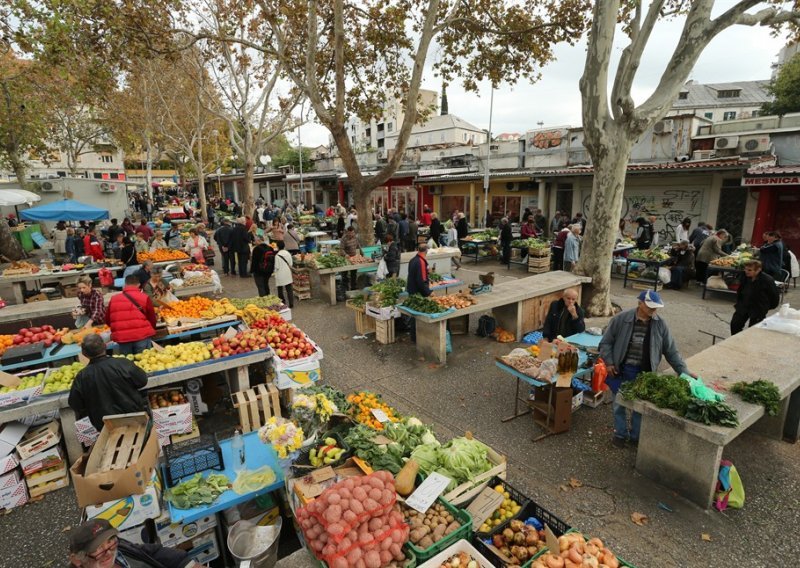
[340,226,361,290]
[67,518,200,568]
[68,335,149,432]
[599,290,692,448]
[107,275,157,355]
[407,243,432,297]
[142,267,173,307]
[134,231,149,254]
[150,230,168,250]
[541,289,585,341]
[74,275,106,329]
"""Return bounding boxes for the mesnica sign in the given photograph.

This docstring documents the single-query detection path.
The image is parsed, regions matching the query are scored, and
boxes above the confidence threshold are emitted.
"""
[741,176,800,186]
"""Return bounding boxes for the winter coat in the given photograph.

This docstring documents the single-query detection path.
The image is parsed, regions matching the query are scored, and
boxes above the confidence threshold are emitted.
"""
[284,228,302,251]
[214,224,232,250]
[341,233,360,257]
[120,243,137,267]
[230,224,251,254]
[541,298,586,341]
[759,241,784,279]
[52,229,68,255]
[83,235,104,261]
[407,254,431,297]
[500,224,513,245]
[274,250,294,286]
[735,271,780,317]
[456,218,469,240]
[696,235,725,263]
[250,244,276,276]
[429,219,443,244]
[68,356,148,432]
[374,217,387,242]
[384,242,401,275]
[107,285,156,344]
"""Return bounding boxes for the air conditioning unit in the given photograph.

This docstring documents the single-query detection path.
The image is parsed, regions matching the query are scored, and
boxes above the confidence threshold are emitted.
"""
[714,136,739,150]
[692,150,714,161]
[39,181,57,192]
[376,150,385,159]
[429,185,443,195]
[739,135,770,153]
[98,182,117,193]
[653,119,674,134]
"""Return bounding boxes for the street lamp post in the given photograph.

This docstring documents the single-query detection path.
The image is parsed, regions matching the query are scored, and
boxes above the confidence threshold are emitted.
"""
[298,101,304,208]
[482,86,494,229]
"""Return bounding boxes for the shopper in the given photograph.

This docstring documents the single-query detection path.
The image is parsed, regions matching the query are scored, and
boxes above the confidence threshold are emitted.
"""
[551,225,569,271]
[214,218,234,276]
[75,275,106,329]
[730,260,780,335]
[675,217,691,244]
[387,215,399,243]
[421,206,432,227]
[135,260,154,286]
[83,227,105,261]
[634,216,653,250]
[689,222,711,250]
[149,230,168,250]
[563,224,581,272]
[383,234,401,278]
[65,228,78,262]
[336,212,346,238]
[340,226,361,290]
[119,236,137,268]
[541,288,585,341]
[269,217,286,244]
[406,216,418,252]
[250,236,276,297]
[51,221,68,260]
[456,212,469,241]
[599,290,691,448]
[499,217,512,265]
[67,518,197,568]
[284,223,302,256]
[429,213,443,247]
[184,228,209,264]
[141,267,172,307]
[374,213,387,244]
[106,218,123,244]
[230,217,251,278]
[665,240,696,289]
[695,229,728,285]
[107,275,157,355]
[274,241,294,308]
[136,218,154,240]
[759,231,785,281]
[533,209,547,236]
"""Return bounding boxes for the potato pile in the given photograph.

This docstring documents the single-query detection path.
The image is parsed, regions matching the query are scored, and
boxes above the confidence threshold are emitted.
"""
[531,532,619,568]
[431,294,476,310]
[401,501,461,550]
[490,519,546,566]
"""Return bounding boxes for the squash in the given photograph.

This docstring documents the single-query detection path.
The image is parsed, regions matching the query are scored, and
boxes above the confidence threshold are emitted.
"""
[395,459,419,497]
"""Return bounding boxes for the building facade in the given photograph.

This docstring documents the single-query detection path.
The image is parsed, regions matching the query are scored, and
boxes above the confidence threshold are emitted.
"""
[667,80,772,123]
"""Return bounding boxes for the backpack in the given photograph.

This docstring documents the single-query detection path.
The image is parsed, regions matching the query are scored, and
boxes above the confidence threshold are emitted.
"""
[714,459,745,511]
[477,315,496,337]
[261,248,275,272]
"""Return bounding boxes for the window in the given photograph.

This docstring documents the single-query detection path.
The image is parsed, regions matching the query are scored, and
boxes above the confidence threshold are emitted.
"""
[56,171,66,177]
[750,110,760,118]
[678,92,688,100]
[377,123,384,132]
[100,155,113,163]
[463,133,467,141]
[93,172,102,179]
[387,122,393,132]
[365,128,371,138]
[110,172,119,180]
[704,112,714,119]
[723,111,737,121]
[717,89,741,98]
[377,139,384,148]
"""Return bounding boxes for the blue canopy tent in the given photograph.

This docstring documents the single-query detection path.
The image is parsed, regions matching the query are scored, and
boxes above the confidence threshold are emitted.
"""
[19,199,109,222]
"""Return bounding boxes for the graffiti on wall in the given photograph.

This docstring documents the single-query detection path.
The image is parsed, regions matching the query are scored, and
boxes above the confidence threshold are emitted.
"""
[582,188,704,243]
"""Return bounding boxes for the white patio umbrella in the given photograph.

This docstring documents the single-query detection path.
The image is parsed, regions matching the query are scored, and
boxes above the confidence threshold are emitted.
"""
[0,189,41,207]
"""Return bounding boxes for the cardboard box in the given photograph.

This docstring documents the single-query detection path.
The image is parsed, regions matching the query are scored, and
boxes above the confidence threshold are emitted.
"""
[25,461,68,490]
[186,393,209,416]
[0,468,21,490]
[0,477,28,511]
[571,389,584,412]
[20,445,63,475]
[152,403,192,438]
[0,368,45,407]
[28,473,69,498]
[75,417,100,447]
[171,419,200,444]
[178,528,220,565]
[15,421,59,460]
[251,506,281,527]
[25,293,48,304]
[155,512,218,547]
[118,524,150,546]
[60,284,79,298]
[274,358,322,390]
[84,473,162,531]
[70,413,159,508]
[0,422,28,458]
[0,453,18,475]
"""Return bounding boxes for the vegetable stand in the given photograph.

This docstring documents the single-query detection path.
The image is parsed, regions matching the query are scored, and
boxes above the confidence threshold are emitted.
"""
[622,256,670,290]
[616,325,800,508]
[163,431,284,524]
[701,264,742,300]
[458,238,497,265]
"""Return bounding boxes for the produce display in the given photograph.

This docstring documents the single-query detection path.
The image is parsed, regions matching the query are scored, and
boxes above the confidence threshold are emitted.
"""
[133,342,211,373]
[158,296,237,320]
[346,392,402,430]
[316,254,350,269]
[462,233,495,242]
[344,419,437,474]
[209,328,272,358]
[510,238,547,249]
[148,389,188,408]
[530,533,620,568]
[165,473,230,509]
[0,335,12,356]
[41,362,84,394]
[0,371,45,394]
[60,326,110,345]
[309,437,347,467]
[136,249,190,263]
[348,254,373,264]
[478,485,522,533]
[59,263,85,271]
[710,250,754,269]
[228,295,284,310]
[232,466,277,494]
[401,501,462,550]
[3,261,40,276]
[628,249,669,262]
[431,294,476,310]
[731,380,780,416]
[499,356,542,378]
[428,272,444,283]
[486,519,546,565]
[12,325,68,347]
[263,321,317,360]
[401,294,447,314]
[493,328,515,343]
[438,551,485,568]
[409,435,494,492]
[182,263,210,272]
[178,274,213,287]
[370,278,406,307]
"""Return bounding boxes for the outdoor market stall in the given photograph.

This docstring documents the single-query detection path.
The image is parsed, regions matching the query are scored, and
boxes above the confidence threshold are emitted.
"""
[622,249,671,291]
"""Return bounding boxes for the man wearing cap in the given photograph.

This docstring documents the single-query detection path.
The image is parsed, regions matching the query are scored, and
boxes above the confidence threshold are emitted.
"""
[68,518,200,567]
[599,290,691,448]
[213,217,234,276]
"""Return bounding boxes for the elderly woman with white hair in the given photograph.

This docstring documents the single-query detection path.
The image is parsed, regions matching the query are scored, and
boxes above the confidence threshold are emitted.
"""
[563,224,582,272]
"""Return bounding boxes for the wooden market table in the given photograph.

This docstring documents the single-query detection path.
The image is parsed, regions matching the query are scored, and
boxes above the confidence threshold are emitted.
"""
[404,271,591,364]
[458,238,497,264]
[0,349,272,465]
[701,264,742,300]
[0,283,215,325]
[616,326,800,508]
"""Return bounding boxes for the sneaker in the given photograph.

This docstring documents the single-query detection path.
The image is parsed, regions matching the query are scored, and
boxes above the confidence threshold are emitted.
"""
[611,437,627,449]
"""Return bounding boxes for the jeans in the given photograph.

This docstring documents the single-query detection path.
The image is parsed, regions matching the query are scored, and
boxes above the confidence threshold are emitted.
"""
[237,251,250,277]
[277,283,294,308]
[117,338,152,355]
[221,250,235,275]
[609,363,642,441]
[253,273,272,297]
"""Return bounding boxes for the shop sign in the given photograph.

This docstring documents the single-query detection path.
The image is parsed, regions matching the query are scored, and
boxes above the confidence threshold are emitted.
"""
[741,176,800,186]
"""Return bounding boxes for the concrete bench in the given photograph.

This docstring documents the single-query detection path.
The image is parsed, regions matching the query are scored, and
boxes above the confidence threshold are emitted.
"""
[407,271,591,364]
[617,326,800,508]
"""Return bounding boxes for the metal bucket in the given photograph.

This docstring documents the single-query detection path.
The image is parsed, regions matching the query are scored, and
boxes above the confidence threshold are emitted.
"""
[227,517,283,568]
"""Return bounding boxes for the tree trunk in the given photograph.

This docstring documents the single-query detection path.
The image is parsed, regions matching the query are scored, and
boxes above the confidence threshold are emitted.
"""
[195,138,209,223]
[0,219,24,261]
[575,139,633,316]
[241,160,255,218]
[352,183,374,247]
[145,134,153,200]
[9,154,27,191]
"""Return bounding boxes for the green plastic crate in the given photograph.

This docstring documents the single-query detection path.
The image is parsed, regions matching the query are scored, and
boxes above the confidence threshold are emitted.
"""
[403,498,472,563]
[524,530,638,568]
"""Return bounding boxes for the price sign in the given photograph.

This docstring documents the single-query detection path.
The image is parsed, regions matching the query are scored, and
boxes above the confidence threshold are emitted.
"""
[405,472,451,514]
[371,409,390,423]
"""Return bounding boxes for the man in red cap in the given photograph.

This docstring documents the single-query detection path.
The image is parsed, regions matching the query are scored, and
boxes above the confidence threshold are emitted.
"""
[68,518,200,567]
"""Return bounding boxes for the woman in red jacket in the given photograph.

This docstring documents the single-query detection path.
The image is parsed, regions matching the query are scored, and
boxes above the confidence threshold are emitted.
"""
[107,275,157,354]
[83,227,105,261]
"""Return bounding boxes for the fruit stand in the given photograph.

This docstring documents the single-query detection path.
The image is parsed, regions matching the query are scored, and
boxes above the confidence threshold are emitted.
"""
[622,250,671,291]
[459,234,499,264]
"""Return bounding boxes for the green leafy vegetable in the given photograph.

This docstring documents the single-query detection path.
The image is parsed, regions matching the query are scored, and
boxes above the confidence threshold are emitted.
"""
[165,473,230,509]
[621,372,692,414]
[402,294,447,314]
[731,380,781,416]
[343,418,438,474]
[684,400,739,427]
[410,436,493,492]
[316,254,350,269]
[370,277,407,306]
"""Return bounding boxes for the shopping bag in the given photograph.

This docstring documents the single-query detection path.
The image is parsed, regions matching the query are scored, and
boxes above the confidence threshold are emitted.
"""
[376,258,388,280]
[715,460,745,511]
[98,268,114,287]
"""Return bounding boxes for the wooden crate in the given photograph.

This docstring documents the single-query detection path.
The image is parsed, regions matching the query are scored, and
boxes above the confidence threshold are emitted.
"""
[375,319,396,345]
[232,383,282,433]
[355,310,376,334]
[95,424,146,473]
[528,248,550,258]
[631,281,663,291]
[528,254,551,274]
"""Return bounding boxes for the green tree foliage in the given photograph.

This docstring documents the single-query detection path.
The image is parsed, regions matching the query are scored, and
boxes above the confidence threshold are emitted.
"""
[762,52,800,116]
[272,147,314,173]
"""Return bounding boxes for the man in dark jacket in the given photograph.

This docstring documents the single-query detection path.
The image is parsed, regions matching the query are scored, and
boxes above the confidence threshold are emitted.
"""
[68,334,148,431]
[229,217,251,278]
[68,518,198,568]
[214,218,234,275]
[407,244,432,297]
[429,213,443,246]
[541,289,585,341]
[374,214,387,243]
[250,236,275,297]
[731,260,780,335]
[499,217,513,265]
[456,212,469,240]
[107,276,157,355]
[406,217,419,252]
[634,216,653,250]
[383,234,401,277]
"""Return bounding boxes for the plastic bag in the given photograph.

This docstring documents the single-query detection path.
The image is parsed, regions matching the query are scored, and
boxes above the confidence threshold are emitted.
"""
[681,373,724,402]
[98,267,114,287]
[592,358,608,393]
[376,258,388,280]
[658,267,671,284]
[715,460,745,511]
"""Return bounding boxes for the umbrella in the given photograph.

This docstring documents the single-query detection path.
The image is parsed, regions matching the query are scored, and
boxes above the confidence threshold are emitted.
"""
[158,181,177,187]
[0,190,41,207]
[19,199,109,222]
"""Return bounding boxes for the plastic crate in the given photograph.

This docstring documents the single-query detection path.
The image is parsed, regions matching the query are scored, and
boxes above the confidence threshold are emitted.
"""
[163,433,224,487]
[291,432,351,475]
[403,498,472,563]
[317,547,416,568]
[474,499,571,568]
[474,477,531,537]
[524,530,637,568]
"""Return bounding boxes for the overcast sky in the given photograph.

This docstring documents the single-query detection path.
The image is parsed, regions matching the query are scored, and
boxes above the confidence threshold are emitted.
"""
[293,8,791,147]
